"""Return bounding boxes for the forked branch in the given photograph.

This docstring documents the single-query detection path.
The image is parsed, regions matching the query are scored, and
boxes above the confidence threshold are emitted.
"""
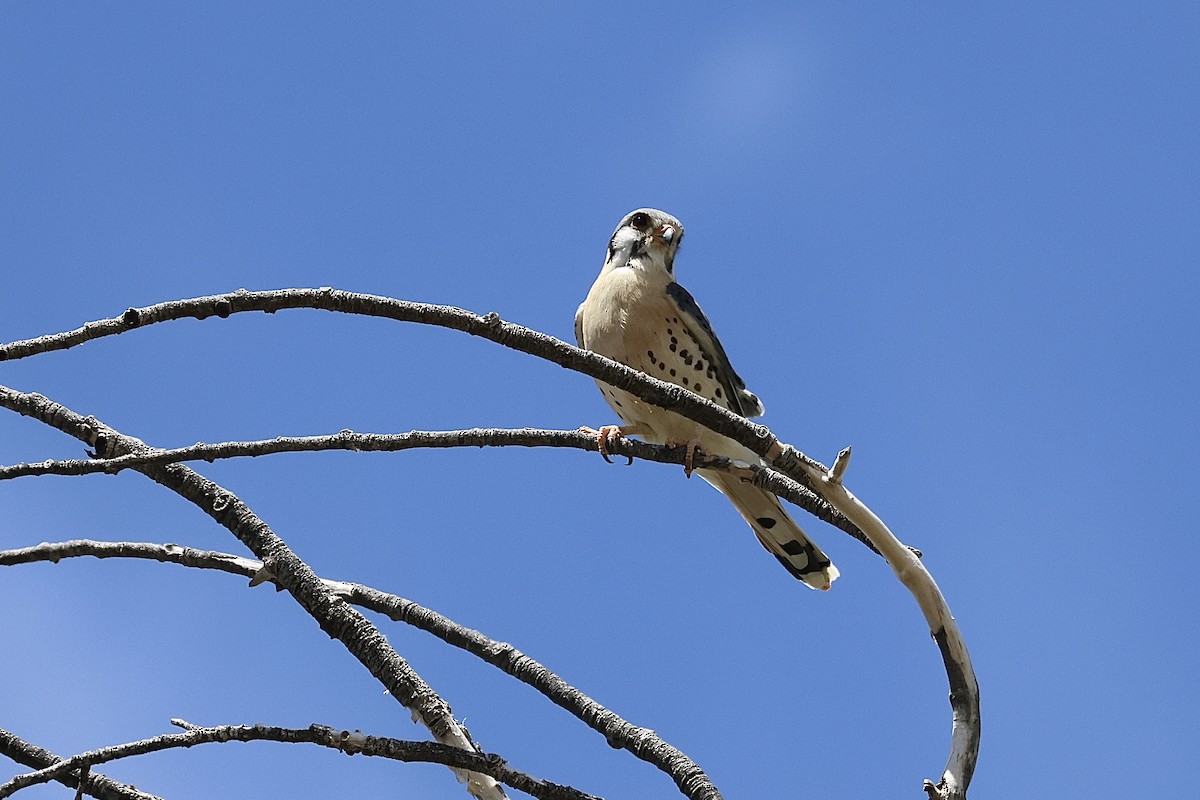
[0,537,725,800]
[0,387,510,800]
[0,728,156,800]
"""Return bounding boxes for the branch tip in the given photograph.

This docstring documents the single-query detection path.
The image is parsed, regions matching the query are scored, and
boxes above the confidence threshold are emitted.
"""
[828,446,852,484]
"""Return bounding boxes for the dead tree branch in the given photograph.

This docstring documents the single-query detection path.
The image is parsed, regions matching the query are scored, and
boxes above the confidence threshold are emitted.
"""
[789,452,980,800]
[0,538,722,800]
[0,288,818,471]
[0,728,158,800]
[0,427,874,552]
[0,721,595,800]
[0,387,512,800]
[0,287,979,797]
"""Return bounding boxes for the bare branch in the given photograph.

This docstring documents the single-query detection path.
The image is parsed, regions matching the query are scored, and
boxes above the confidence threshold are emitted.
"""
[0,727,159,800]
[0,722,597,800]
[0,427,874,552]
[787,457,981,800]
[0,540,262,576]
[0,386,509,800]
[0,289,789,467]
[0,539,722,800]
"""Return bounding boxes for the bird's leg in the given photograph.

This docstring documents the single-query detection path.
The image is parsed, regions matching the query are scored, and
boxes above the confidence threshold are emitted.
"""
[579,424,649,465]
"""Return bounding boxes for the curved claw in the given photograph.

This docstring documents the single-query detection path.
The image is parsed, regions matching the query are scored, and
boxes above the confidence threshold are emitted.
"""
[666,438,702,478]
[580,425,628,465]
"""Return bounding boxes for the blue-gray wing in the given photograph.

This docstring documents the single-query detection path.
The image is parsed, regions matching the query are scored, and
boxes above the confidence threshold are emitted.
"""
[665,281,764,418]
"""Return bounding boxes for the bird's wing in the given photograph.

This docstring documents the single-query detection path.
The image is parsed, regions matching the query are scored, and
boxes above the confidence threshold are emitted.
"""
[665,281,764,418]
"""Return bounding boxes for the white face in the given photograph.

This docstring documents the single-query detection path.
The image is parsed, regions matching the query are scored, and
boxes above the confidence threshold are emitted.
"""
[605,208,684,275]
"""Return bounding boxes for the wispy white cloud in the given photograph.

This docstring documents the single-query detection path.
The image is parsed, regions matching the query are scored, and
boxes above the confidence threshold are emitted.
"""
[684,32,813,147]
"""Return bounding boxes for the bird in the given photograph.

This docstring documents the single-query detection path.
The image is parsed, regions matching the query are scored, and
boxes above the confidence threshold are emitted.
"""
[575,208,839,591]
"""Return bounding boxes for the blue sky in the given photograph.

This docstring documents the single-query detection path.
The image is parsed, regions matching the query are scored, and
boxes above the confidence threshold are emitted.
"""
[2,3,1197,798]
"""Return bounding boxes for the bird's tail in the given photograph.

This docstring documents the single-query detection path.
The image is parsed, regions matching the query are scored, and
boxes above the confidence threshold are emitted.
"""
[698,469,839,591]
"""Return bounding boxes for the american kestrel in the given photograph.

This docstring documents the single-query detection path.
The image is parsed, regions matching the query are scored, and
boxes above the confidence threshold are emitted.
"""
[575,208,839,591]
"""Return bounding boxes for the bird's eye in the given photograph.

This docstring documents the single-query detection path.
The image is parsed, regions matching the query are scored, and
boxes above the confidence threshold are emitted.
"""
[629,212,651,231]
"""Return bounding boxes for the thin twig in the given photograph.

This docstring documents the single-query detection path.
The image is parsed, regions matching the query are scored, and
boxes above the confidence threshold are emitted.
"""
[0,539,722,799]
[0,722,597,800]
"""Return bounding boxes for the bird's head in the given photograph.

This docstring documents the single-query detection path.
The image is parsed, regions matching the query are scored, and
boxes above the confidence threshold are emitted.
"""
[604,208,684,277]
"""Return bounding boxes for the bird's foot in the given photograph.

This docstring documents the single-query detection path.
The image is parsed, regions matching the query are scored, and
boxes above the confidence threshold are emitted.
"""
[579,425,633,465]
[666,437,703,478]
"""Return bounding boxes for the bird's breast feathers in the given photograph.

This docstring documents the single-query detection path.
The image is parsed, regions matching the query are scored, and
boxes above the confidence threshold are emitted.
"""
[578,267,663,354]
